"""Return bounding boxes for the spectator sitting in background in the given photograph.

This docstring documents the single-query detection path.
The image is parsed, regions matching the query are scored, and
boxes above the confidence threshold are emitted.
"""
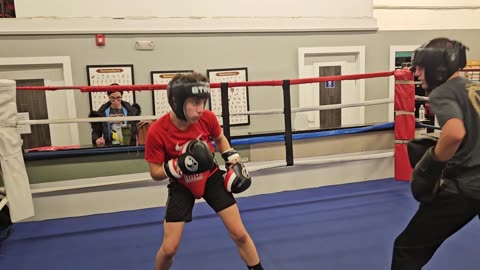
[88,84,140,146]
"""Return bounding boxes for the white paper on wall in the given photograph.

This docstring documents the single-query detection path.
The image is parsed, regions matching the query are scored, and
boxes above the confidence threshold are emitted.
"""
[87,65,135,111]
[207,68,250,126]
[17,112,31,134]
[151,70,193,116]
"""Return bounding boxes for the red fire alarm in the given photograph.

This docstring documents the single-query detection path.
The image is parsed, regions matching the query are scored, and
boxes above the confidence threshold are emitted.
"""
[95,34,105,46]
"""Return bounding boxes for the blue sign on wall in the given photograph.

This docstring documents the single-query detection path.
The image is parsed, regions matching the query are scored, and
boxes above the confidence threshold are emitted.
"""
[325,81,335,88]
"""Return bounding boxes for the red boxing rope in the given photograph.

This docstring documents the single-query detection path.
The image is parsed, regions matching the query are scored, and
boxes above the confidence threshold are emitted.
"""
[15,69,479,92]
[290,71,394,85]
[16,71,395,92]
[14,68,417,183]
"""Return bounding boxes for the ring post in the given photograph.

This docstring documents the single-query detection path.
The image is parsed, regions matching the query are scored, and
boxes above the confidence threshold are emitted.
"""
[0,79,35,222]
[220,82,231,144]
[393,70,415,181]
[282,80,294,166]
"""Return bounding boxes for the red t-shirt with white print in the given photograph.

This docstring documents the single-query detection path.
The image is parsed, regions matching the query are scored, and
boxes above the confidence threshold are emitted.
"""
[144,110,221,198]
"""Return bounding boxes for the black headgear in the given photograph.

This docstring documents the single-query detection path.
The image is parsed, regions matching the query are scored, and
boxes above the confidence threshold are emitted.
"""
[167,81,211,121]
[411,39,468,92]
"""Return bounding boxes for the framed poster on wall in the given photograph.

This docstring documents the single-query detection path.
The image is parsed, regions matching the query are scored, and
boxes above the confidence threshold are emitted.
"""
[464,60,480,82]
[206,67,250,126]
[150,70,193,116]
[86,64,135,111]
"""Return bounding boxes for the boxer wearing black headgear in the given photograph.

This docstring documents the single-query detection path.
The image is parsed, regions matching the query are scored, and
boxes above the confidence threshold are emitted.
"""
[410,38,468,94]
[145,72,264,270]
[167,78,210,121]
[392,38,480,269]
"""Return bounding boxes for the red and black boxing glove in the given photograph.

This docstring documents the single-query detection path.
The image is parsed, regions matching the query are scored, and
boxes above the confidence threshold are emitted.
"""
[163,139,214,179]
[221,148,252,193]
[224,162,252,194]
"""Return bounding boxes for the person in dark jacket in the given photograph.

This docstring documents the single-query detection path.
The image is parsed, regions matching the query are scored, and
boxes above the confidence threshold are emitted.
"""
[89,87,140,146]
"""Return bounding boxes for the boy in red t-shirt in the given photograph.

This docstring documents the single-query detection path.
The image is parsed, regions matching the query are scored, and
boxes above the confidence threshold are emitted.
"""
[145,72,263,270]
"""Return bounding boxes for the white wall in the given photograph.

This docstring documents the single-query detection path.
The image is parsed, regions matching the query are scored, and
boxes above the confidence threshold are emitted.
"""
[373,0,480,30]
[4,1,479,33]
[15,0,372,18]
[2,0,377,34]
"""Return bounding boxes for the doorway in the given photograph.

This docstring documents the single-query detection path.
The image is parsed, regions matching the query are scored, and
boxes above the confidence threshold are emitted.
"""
[312,61,360,128]
[297,46,365,129]
[318,65,342,128]
[16,79,51,149]
[0,56,79,146]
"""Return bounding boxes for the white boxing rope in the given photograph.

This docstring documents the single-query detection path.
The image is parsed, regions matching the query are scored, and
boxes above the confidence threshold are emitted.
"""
[0,197,8,211]
[17,98,394,126]
[0,79,35,222]
[294,151,393,166]
[18,115,159,126]
[18,151,393,195]
[29,178,149,195]
[225,98,394,116]
[395,111,415,116]
[415,95,429,101]
[290,98,393,114]
[249,151,393,171]
[8,85,395,196]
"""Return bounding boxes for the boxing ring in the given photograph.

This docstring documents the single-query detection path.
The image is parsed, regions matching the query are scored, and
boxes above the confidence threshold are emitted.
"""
[1,70,479,269]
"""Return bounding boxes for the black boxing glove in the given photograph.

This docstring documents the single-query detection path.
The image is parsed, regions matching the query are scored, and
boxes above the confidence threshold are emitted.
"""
[224,162,252,193]
[410,147,446,203]
[163,139,214,179]
[407,137,438,168]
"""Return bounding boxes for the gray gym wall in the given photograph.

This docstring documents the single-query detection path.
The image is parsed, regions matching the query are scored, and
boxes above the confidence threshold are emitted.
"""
[0,29,479,146]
